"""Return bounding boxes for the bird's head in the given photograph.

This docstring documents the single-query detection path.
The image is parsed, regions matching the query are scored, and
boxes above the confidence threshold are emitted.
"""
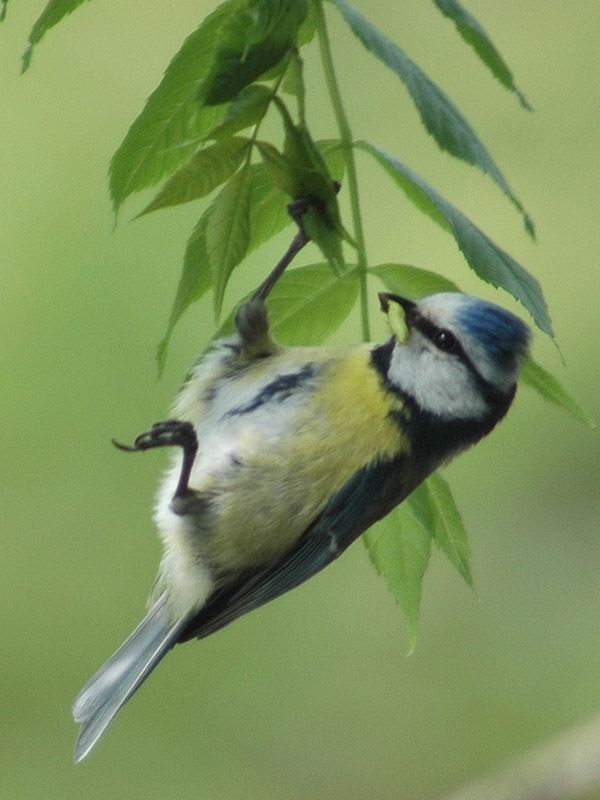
[379,291,531,420]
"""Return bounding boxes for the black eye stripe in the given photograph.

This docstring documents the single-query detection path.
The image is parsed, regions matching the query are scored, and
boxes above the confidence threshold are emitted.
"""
[413,317,464,357]
[412,315,506,407]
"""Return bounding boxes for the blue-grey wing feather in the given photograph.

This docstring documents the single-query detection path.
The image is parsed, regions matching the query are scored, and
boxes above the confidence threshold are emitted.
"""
[72,593,191,762]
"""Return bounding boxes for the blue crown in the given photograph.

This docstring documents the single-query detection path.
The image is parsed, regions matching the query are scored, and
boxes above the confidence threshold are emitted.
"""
[459,299,531,369]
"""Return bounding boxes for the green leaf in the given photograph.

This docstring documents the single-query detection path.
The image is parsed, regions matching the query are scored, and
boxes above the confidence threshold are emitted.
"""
[159,158,286,366]
[265,104,349,270]
[301,204,346,275]
[156,207,214,372]
[274,102,344,218]
[358,141,553,336]
[247,163,294,253]
[140,137,251,215]
[255,138,345,207]
[28,0,89,43]
[521,358,596,427]
[216,263,360,345]
[432,0,531,110]
[370,263,460,298]
[109,1,237,211]
[255,140,300,197]
[297,0,318,47]
[318,139,347,183]
[333,0,533,236]
[23,0,90,70]
[364,475,471,645]
[201,0,308,105]
[363,507,432,650]
[248,140,346,256]
[246,0,294,44]
[207,164,253,318]
[279,105,334,196]
[362,148,452,234]
[158,141,349,363]
[404,482,436,531]
[421,473,472,585]
[256,139,346,273]
[281,50,306,107]
[207,85,273,140]
[267,262,359,343]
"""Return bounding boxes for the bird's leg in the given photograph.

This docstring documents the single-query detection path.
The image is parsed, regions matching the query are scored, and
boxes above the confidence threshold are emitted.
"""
[234,196,318,357]
[250,197,312,304]
[113,420,198,507]
[250,182,341,305]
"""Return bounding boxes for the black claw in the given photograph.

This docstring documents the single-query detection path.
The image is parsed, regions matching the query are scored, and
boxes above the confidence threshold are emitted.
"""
[111,438,139,452]
[112,420,199,503]
[113,420,196,452]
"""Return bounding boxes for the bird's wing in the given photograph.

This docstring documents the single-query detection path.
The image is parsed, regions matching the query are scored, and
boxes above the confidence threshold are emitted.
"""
[180,454,413,642]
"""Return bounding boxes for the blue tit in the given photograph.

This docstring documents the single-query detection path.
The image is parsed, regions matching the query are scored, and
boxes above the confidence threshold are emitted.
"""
[72,248,530,761]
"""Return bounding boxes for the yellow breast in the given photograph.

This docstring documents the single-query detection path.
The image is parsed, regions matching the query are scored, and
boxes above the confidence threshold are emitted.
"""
[203,345,408,574]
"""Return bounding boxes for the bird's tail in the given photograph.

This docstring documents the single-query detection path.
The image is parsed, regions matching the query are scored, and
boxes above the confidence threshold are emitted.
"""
[72,592,189,762]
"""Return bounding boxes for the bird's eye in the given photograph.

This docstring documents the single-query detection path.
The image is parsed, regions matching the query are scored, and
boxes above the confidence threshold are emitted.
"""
[433,329,458,353]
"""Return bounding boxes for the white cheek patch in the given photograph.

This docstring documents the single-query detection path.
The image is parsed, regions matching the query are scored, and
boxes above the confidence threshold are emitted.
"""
[390,334,489,419]
[417,292,528,392]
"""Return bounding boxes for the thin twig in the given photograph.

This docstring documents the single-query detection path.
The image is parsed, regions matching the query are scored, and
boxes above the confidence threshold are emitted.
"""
[439,711,600,800]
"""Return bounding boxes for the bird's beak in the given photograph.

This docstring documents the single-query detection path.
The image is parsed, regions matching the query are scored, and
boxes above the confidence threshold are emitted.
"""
[378,292,416,342]
[378,293,416,315]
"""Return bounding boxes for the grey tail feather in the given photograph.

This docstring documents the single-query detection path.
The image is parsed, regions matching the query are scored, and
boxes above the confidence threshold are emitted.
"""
[72,592,190,763]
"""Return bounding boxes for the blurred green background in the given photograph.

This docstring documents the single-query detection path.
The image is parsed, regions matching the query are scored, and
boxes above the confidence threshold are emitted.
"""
[1,2,599,798]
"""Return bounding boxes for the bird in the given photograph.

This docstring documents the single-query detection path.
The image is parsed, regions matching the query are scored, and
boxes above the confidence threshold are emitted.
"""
[72,224,531,762]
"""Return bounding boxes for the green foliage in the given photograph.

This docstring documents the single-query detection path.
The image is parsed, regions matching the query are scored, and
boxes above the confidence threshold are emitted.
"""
[109,1,237,211]
[14,0,589,634]
[432,0,531,109]
[333,0,534,235]
[20,0,92,70]
[521,358,596,427]
[208,85,274,140]
[364,472,471,646]
[357,142,552,335]
[157,211,214,372]
[259,98,351,271]
[156,139,347,369]
[215,262,360,344]
[370,263,460,298]
[421,472,472,585]
[364,504,432,649]
[140,137,252,216]
[25,0,89,44]
[207,162,254,317]
[200,0,308,104]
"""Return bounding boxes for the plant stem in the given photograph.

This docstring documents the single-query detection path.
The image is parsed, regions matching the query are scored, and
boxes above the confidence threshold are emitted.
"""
[314,0,370,341]
[439,710,600,800]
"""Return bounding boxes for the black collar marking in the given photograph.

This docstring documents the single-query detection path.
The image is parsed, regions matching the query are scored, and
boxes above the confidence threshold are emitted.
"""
[370,338,516,466]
